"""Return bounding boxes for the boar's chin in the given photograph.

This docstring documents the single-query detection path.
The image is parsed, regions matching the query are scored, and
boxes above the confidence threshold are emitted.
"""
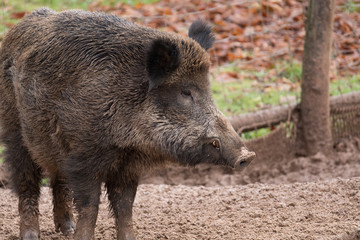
[172,147,208,167]
[176,158,202,168]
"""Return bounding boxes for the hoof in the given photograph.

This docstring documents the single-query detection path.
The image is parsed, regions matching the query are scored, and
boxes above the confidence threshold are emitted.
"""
[22,230,39,240]
[56,219,76,236]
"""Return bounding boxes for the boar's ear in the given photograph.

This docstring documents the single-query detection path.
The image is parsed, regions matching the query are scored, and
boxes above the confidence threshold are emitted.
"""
[146,38,180,92]
[188,20,215,51]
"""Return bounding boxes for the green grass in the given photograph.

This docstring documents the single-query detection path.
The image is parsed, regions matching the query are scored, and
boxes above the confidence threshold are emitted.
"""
[0,145,4,163]
[341,1,360,13]
[275,60,302,83]
[41,178,49,186]
[211,60,302,116]
[241,127,271,140]
[211,79,300,116]
[330,74,360,96]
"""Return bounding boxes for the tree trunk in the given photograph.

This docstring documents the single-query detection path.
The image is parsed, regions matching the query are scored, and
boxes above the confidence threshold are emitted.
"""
[296,0,335,156]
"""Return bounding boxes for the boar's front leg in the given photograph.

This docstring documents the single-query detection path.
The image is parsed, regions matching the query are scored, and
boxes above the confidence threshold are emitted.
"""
[64,154,102,240]
[72,182,101,240]
[106,175,138,240]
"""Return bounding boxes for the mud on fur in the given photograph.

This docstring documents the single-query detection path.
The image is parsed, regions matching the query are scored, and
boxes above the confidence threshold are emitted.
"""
[0,8,255,240]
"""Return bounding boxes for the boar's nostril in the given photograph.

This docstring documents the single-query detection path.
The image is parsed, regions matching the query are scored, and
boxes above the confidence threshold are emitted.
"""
[239,160,247,166]
[234,148,256,171]
[234,159,249,171]
[211,139,220,151]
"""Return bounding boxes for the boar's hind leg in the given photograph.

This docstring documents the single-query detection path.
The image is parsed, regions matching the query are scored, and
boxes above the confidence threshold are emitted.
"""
[106,175,138,240]
[3,133,42,240]
[51,174,75,235]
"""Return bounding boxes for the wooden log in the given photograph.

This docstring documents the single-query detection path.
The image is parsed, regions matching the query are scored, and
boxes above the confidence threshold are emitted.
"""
[229,91,360,133]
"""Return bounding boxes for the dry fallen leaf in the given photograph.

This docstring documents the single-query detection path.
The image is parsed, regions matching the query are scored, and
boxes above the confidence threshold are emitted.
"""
[9,11,27,19]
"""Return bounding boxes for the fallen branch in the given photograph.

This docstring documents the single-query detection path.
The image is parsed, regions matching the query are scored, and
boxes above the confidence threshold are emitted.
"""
[229,91,360,133]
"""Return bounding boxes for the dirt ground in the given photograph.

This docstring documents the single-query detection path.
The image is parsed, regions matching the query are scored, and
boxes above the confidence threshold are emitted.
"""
[0,140,360,239]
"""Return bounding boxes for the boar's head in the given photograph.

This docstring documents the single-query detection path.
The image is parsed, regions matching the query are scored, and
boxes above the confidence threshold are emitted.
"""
[141,21,255,171]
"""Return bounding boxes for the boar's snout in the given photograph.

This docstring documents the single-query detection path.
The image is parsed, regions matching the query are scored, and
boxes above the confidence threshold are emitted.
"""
[233,147,256,171]
[205,113,256,171]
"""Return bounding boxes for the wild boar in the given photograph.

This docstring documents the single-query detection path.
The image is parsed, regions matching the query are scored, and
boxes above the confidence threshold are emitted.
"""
[0,8,255,240]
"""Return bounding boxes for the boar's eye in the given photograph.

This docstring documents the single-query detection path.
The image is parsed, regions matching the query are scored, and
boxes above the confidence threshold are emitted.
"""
[181,89,194,101]
[211,139,220,151]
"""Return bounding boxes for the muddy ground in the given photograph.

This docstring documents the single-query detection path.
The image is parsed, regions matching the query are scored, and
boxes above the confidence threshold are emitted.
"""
[0,140,359,239]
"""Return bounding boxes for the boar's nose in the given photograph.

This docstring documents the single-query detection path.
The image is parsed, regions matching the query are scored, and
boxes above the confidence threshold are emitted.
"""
[234,147,256,171]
